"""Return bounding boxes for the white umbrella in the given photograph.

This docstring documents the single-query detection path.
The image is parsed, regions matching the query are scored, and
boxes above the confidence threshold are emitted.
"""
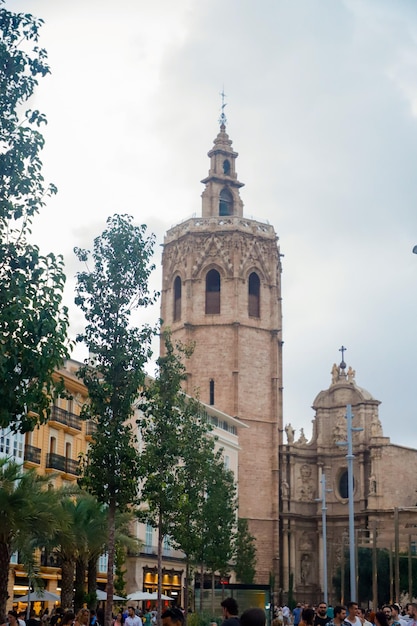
[127,591,174,602]
[127,592,155,601]
[16,591,60,602]
[149,593,173,601]
[96,590,126,601]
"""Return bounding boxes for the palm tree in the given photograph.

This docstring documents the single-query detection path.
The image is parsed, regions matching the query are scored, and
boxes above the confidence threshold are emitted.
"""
[0,459,67,616]
[50,489,100,610]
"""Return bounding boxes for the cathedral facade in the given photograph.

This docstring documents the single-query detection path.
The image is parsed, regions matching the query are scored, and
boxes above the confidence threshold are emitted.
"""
[280,360,417,605]
[160,122,283,584]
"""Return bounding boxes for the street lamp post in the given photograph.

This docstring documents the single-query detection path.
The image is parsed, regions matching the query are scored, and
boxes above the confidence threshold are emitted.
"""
[316,472,332,604]
[337,403,363,602]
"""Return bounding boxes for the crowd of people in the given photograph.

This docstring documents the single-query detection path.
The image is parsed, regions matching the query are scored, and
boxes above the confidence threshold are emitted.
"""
[5,598,416,626]
[271,601,417,626]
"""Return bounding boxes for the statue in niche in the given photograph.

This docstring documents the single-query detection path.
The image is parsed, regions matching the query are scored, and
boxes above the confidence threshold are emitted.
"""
[368,474,377,495]
[281,480,289,500]
[285,423,295,444]
[333,413,347,443]
[298,464,314,501]
[331,363,339,384]
[300,553,311,583]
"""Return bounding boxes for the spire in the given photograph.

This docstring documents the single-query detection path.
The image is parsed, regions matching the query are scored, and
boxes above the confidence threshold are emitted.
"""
[201,94,244,218]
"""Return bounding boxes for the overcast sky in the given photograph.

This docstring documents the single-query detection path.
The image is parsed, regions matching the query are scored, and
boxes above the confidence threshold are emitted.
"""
[6,0,417,448]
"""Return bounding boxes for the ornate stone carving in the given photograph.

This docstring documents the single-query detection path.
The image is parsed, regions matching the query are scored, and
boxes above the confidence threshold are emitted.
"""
[297,428,307,444]
[299,531,313,551]
[368,474,377,495]
[300,553,311,583]
[285,423,295,444]
[371,416,383,437]
[297,464,314,501]
[333,413,347,443]
[347,366,356,382]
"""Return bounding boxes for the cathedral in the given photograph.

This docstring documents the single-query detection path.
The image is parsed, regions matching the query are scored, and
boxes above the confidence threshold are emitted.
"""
[160,119,283,585]
[280,359,417,605]
[159,117,417,603]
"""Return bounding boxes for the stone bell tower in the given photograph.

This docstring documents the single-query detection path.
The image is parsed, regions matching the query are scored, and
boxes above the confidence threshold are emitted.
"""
[160,118,283,584]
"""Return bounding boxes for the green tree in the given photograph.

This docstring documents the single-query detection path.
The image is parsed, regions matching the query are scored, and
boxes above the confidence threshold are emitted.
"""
[171,405,220,617]
[0,2,70,432]
[139,331,206,619]
[203,458,237,614]
[234,518,257,584]
[0,459,68,616]
[75,214,157,626]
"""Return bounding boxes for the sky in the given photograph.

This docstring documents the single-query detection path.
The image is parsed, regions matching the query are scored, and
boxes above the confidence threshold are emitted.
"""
[5,0,417,447]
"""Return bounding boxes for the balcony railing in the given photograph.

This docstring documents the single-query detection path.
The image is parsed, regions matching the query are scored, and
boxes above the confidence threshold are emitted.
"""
[86,420,97,436]
[50,406,82,431]
[46,453,79,475]
[24,444,41,464]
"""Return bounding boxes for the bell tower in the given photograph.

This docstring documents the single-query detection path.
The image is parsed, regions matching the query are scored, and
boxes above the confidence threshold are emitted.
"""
[160,118,283,584]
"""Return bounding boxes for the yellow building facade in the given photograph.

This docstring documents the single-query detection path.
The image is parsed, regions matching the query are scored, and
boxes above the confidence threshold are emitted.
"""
[7,359,107,613]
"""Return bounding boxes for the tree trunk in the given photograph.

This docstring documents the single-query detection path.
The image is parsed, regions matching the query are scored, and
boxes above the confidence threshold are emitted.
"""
[199,561,204,613]
[61,557,75,610]
[183,558,190,626]
[0,540,11,617]
[105,499,116,626]
[88,556,98,597]
[75,557,87,612]
[157,513,163,626]
[211,572,215,616]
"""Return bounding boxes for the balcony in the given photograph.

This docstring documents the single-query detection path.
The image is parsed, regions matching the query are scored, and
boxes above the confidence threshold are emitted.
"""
[86,420,97,436]
[50,406,82,431]
[24,444,41,464]
[46,453,79,475]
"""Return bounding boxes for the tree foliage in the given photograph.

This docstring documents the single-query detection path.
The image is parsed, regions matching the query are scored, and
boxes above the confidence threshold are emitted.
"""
[0,459,68,616]
[0,2,70,432]
[75,213,157,626]
[234,518,257,584]
[139,331,237,618]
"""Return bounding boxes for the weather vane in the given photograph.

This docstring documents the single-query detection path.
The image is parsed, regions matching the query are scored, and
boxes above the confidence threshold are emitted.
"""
[219,87,227,127]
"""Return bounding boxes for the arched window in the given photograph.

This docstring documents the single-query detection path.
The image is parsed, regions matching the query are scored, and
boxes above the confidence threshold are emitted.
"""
[173,276,181,321]
[209,379,215,405]
[205,269,220,314]
[219,188,233,216]
[223,159,231,175]
[248,272,260,317]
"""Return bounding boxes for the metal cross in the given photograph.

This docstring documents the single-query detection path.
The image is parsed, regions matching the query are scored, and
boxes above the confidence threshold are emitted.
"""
[339,345,347,361]
[219,87,227,126]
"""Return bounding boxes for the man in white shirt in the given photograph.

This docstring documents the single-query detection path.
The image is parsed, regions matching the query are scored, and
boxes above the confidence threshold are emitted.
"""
[125,607,142,626]
[345,603,361,626]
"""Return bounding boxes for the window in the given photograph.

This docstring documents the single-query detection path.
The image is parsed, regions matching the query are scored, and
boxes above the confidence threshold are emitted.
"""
[339,470,354,499]
[248,272,260,317]
[173,276,181,321]
[209,379,215,405]
[205,269,220,314]
[65,442,72,459]
[223,160,231,175]
[145,523,153,547]
[219,188,233,216]
[49,436,56,454]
